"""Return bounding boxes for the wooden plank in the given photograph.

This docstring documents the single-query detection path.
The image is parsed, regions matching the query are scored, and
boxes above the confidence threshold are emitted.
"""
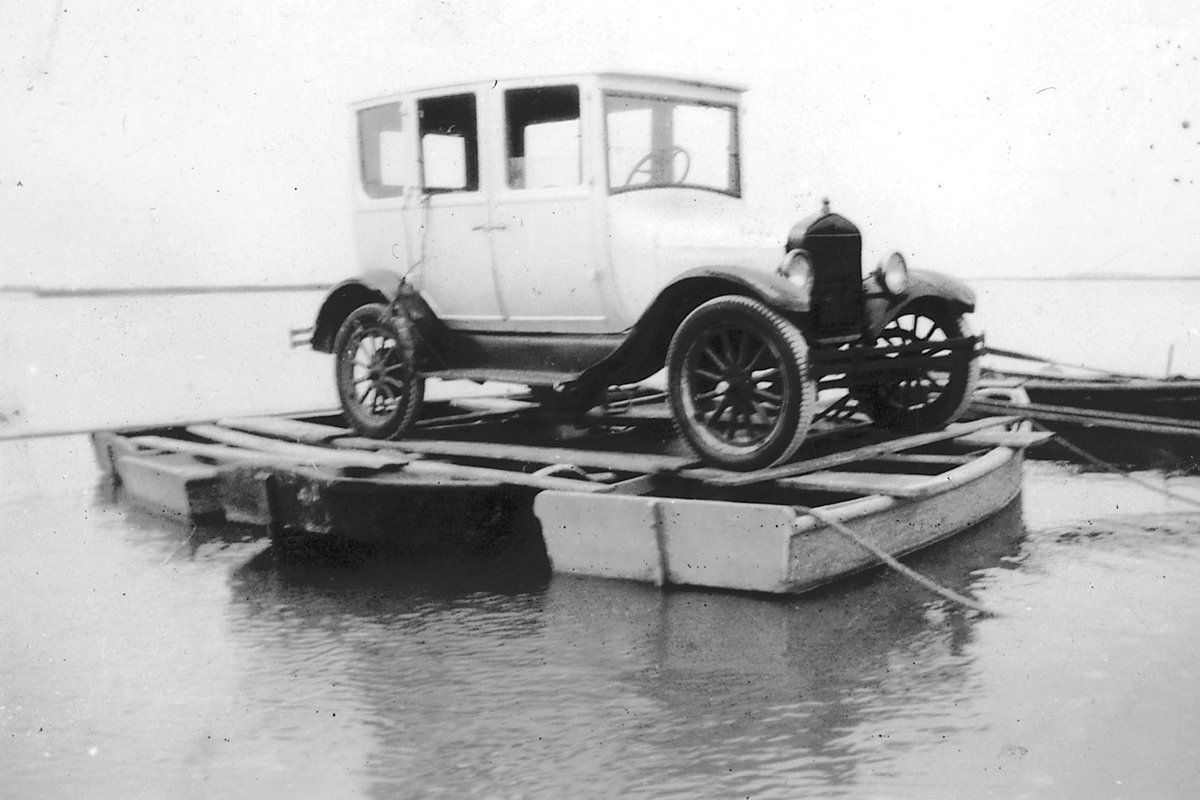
[680,416,1016,487]
[91,430,154,475]
[584,404,674,422]
[336,436,698,474]
[415,407,534,429]
[401,460,610,493]
[217,464,274,526]
[131,435,382,470]
[971,397,1200,435]
[187,424,410,469]
[115,452,222,520]
[775,470,944,499]
[953,428,1056,448]
[870,453,978,466]
[217,416,350,444]
[444,396,538,413]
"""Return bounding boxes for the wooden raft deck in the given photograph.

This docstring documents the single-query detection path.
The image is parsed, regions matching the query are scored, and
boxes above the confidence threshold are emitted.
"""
[90,400,1047,595]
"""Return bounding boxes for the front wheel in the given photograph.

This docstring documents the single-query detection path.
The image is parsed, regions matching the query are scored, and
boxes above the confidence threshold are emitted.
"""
[856,301,980,433]
[667,296,816,471]
[333,303,425,439]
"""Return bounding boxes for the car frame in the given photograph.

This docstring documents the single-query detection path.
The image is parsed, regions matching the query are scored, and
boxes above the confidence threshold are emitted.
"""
[307,72,982,471]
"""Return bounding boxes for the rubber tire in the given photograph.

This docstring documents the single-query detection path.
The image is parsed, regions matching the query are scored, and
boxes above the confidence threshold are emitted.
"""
[856,301,981,433]
[667,295,816,471]
[333,303,425,440]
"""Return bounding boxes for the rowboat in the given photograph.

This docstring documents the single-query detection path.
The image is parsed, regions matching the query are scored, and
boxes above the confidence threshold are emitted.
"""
[974,372,1200,473]
[90,398,1046,596]
[535,422,1041,595]
[995,374,1200,420]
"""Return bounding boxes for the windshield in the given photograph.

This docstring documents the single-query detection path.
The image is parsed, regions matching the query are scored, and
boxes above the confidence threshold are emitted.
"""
[605,93,740,196]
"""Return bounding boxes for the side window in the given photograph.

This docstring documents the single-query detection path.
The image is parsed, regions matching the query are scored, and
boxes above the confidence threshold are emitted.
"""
[358,103,407,198]
[418,93,479,192]
[505,85,581,190]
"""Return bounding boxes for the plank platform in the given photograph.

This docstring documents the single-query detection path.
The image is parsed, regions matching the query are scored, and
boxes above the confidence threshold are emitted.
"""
[92,403,1043,595]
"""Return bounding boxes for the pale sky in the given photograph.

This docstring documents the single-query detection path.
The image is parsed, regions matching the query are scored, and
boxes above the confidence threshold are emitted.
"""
[2,0,1198,288]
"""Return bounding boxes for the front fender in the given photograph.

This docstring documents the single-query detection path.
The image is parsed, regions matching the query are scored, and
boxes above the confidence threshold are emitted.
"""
[310,271,402,352]
[864,268,976,338]
[581,265,809,386]
[663,265,811,313]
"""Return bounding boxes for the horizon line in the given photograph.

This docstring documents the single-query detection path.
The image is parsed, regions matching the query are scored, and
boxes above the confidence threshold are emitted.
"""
[0,283,335,298]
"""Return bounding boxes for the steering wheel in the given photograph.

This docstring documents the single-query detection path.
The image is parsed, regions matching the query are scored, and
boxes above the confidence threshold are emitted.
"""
[623,146,692,186]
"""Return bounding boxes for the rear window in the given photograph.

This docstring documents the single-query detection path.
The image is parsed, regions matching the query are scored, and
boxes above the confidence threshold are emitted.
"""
[358,102,407,199]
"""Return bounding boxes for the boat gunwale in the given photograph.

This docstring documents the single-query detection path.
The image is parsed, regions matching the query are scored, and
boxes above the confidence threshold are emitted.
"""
[789,444,1017,528]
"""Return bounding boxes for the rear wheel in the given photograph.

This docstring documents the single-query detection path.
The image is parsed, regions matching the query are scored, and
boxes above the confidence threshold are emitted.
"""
[334,303,425,439]
[856,301,980,433]
[667,296,816,471]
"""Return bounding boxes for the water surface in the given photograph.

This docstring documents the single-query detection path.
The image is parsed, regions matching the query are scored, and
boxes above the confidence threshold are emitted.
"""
[5,437,1200,798]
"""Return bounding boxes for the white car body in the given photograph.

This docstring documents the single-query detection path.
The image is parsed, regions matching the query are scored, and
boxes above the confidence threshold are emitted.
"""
[350,72,776,335]
[316,71,982,470]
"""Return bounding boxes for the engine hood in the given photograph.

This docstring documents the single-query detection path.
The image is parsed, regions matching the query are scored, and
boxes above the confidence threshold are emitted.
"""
[607,190,783,279]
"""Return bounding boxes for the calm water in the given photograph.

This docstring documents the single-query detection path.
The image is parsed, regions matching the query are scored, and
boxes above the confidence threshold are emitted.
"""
[5,436,1200,799]
[970,278,1200,378]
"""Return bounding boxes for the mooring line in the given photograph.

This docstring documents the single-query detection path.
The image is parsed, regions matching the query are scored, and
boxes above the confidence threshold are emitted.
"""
[160,525,198,565]
[794,506,1002,617]
[1032,421,1200,512]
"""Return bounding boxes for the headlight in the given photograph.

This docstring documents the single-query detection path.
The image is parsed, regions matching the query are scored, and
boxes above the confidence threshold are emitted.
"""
[877,252,909,295]
[777,248,813,297]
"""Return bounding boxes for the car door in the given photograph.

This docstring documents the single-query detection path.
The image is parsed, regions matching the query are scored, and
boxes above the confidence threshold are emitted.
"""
[487,83,615,333]
[408,90,505,328]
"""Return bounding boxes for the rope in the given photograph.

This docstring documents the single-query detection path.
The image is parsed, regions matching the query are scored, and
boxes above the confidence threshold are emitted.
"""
[983,346,1150,381]
[1031,421,1200,512]
[160,525,198,565]
[794,505,1002,616]
[401,190,432,281]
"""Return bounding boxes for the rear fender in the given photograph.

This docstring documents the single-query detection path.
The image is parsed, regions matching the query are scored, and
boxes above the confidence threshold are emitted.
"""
[311,271,401,352]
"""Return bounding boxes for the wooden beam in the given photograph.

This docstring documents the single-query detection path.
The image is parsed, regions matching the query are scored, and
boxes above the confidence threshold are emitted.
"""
[775,470,939,498]
[132,435,400,471]
[401,460,610,493]
[336,436,698,474]
[869,453,978,466]
[218,416,350,445]
[186,424,410,469]
[679,416,1016,487]
[970,398,1200,436]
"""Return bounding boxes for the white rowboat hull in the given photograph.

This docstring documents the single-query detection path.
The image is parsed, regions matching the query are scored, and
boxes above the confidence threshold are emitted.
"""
[534,445,1024,595]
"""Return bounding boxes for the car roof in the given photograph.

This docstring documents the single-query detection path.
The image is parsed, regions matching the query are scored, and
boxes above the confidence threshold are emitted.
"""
[354,71,747,106]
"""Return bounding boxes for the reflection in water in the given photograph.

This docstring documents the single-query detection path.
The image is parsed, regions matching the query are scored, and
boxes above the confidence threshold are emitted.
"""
[226,501,1025,798]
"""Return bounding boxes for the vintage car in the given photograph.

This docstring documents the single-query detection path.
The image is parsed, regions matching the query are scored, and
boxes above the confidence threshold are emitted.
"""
[307,72,981,471]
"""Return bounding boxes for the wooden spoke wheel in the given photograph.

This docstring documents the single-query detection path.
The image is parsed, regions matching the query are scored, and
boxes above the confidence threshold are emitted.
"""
[856,301,980,433]
[667,296,816,471]
[334,303,425,440]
